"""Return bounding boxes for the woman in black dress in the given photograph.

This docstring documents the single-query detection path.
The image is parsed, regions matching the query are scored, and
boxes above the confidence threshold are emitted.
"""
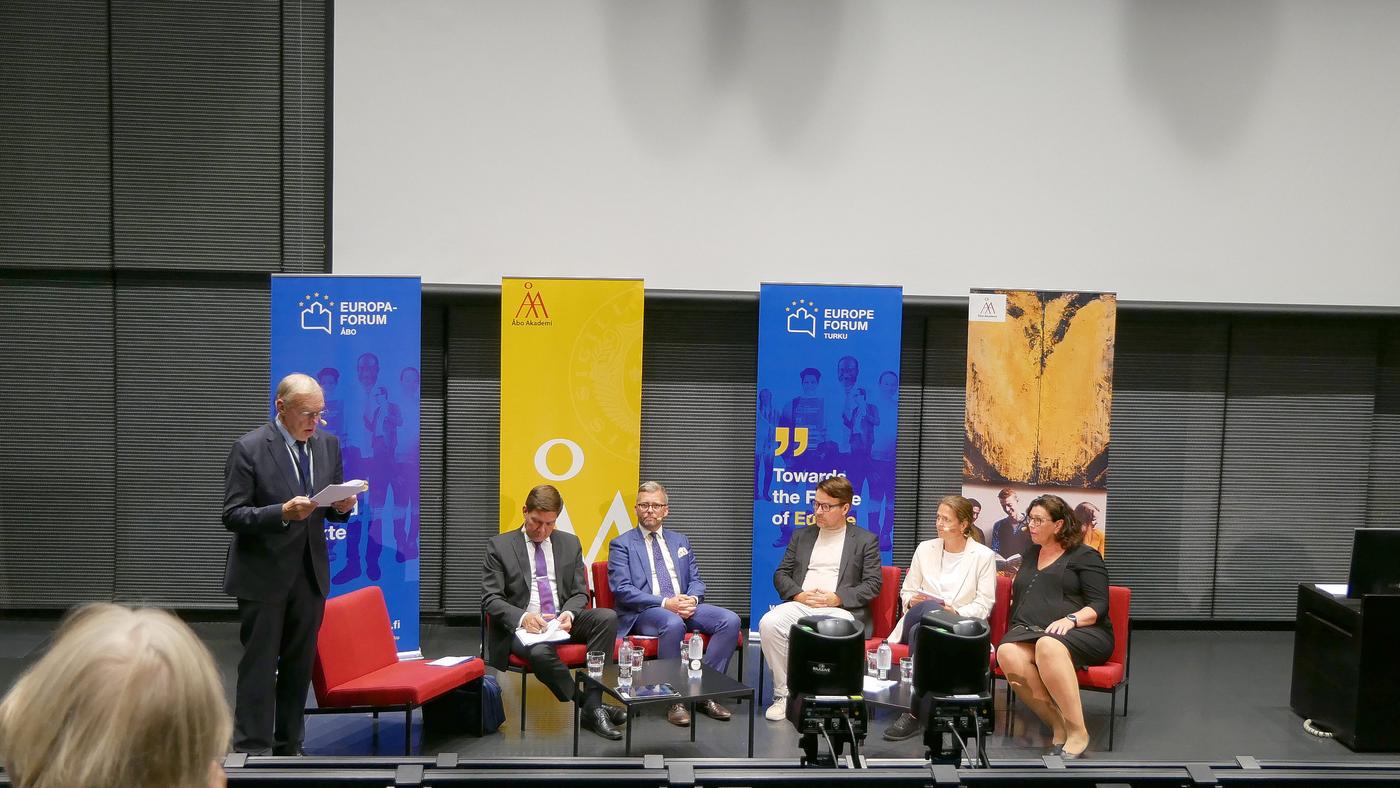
[995,494,1112,758]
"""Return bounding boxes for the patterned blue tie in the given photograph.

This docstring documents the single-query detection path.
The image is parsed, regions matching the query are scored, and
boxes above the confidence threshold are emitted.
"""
[650,532,676,598]
[294,441,312,496]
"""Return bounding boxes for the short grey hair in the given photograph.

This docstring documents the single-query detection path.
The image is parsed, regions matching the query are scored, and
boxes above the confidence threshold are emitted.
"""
[275,373,321,404]
[637,481,668,503]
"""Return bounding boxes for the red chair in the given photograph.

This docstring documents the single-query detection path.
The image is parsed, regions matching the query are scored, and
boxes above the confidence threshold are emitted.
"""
[310,585,485,754]
[590,561,744,678]
[1003,584,1132,750]
[759,565,901,702]
[478,602,589,732]
[878,569,1007,667]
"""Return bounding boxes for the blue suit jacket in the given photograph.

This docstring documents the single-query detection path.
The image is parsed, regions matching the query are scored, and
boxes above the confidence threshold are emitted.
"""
[607,526,707,637]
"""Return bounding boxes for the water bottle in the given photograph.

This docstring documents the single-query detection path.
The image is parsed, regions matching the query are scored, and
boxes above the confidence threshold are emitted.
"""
[617,640,634,688]
[876,641,892,676]
[687,632,704,678]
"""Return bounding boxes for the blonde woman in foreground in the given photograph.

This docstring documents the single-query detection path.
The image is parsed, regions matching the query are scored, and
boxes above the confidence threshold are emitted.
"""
[0,603,231,788]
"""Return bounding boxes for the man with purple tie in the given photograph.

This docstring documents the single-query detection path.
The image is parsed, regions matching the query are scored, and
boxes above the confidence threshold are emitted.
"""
[482,484,625,740]
[608,481,741,727]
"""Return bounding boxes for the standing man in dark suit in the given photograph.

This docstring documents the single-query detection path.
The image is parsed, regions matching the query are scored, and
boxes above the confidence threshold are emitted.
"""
[482,484,626,740]
[222,373,359,755]
[757,475,882,721]
[608,481,741,727]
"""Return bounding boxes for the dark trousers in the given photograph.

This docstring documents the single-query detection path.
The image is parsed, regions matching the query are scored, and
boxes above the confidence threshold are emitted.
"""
[234,569,325,754]
[899,599,946,664]
[509,608,617,709]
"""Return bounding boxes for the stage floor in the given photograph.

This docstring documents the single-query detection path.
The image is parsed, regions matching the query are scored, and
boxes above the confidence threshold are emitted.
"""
[2,619,1397,763]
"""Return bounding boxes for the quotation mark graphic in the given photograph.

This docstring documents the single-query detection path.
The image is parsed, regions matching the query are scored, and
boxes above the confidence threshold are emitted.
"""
[773,427,809,457]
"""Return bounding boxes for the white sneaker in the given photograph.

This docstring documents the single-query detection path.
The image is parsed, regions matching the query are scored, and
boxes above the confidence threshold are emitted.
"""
[765,696,787,721]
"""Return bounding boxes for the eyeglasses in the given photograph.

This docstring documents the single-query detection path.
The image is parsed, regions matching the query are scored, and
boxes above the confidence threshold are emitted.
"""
[636,502,667,511]
[297,410,327,421]
[1028,515,1052,525]
[814,502,844,513]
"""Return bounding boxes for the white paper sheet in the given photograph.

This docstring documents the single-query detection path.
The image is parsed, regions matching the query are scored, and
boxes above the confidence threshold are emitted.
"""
[427,656,476,667]
[516,617,571,646]
[311,479,369,506]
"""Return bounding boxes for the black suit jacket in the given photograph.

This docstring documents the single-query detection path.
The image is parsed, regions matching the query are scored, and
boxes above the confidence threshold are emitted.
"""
[221,421,349,600]
[481,527,590,670]
[773,524,883,636]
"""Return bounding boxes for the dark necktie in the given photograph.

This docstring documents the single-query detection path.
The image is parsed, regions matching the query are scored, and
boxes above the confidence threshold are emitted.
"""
[533,541,556,615]
[294,440,312,496]
[650,532,676,598]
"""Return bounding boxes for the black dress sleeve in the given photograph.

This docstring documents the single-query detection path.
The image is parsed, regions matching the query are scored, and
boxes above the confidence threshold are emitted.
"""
[1069,544,1110,618]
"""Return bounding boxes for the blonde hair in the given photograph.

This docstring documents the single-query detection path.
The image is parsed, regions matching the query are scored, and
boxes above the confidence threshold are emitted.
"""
[0,604,231,788]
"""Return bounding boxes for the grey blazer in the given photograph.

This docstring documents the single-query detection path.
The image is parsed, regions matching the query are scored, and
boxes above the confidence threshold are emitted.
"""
[773,524,883,636]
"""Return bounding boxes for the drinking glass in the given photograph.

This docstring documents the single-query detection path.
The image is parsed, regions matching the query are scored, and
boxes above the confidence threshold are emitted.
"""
[586,650,605,678]
[866,650,878,676]
[900,657,913,684]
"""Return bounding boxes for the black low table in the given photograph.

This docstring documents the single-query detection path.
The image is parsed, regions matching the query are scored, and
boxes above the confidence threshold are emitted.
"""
[573,659,756,756]
[861,666,915,713]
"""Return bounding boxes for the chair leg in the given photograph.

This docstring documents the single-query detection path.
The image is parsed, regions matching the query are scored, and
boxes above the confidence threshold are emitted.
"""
[1122,682,1129,716]
[404,707,413,755]
[757,648,766,704]
[1108,690,1117,751]
[1004,681,1015,736]
[519,674,528,731]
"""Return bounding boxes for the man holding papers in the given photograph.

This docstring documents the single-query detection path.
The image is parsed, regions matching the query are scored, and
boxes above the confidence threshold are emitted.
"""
[222,373,360,755]
[482,484,625,740]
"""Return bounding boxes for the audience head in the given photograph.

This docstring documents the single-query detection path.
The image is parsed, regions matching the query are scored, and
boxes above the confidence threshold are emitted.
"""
[1027,494,1083,550]
[0,603,231,788]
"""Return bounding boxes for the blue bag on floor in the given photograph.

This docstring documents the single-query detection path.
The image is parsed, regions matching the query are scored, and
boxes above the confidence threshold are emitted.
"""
[423,674,504,736]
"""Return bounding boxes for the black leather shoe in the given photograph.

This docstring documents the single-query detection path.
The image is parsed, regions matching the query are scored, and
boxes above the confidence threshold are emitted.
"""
[883,712,922,741]
[604,704,628,726]
[271,745,306,756]
[583,707,623,741]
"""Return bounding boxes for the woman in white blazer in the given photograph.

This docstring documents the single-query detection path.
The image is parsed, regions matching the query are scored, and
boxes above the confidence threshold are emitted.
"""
[883,494,996,741]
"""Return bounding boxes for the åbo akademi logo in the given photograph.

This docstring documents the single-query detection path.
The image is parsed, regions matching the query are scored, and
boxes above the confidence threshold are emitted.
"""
[511,282,553,327]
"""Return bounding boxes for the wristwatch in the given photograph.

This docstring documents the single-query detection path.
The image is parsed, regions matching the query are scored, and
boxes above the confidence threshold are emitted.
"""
[1066,614,1078,626]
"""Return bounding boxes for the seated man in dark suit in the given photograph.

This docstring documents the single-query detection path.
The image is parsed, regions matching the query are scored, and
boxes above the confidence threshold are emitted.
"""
[482,484,626,740]
[608,481,742,727]
[757,475,882,721]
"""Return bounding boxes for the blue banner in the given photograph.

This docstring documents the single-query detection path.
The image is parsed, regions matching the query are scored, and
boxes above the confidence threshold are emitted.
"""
[270,276,422,655]
[750,283,903,630]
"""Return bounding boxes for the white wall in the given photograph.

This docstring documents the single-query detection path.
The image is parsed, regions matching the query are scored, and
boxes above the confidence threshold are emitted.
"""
[333,0,1400,306]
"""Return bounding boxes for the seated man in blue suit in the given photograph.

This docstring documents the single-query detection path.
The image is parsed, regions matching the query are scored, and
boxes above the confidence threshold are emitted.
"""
[608,481,742,727]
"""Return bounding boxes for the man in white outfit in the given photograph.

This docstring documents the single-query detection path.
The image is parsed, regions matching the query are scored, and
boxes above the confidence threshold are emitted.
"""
[758,475,882,721]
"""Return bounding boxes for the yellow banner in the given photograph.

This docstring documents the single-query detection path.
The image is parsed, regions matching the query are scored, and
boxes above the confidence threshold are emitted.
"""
[499,278,644,566]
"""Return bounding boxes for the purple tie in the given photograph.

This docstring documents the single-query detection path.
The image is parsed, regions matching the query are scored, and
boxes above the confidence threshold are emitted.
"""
[650,532,676,598]
[533,541,556,616]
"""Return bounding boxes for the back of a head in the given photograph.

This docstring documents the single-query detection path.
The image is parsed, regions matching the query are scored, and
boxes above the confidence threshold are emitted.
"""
[0,603,231,788]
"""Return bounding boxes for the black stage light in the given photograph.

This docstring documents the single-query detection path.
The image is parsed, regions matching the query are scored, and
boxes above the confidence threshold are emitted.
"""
[911,609,994,767]
[786,615,868,768]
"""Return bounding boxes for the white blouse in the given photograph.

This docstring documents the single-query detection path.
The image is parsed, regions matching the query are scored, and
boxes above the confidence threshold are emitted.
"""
[888,537,997,642]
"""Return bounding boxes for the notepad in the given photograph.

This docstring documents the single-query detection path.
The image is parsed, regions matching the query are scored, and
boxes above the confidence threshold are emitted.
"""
[427,656,476,667]
[516,617,571,646]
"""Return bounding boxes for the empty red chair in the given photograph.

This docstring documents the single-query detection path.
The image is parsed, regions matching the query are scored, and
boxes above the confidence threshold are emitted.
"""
[311,585,484,754]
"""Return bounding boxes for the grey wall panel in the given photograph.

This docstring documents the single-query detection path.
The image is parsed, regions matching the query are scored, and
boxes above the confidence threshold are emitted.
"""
[914,315,971,545]
[282,0,327,273]
[442,304,499,615]
[110,1,281,271]
[418,306,445,611]
[1108,316,1228,619]
[638,307,758,616]
[0,0,110,269]
[1367,325,1399,529]
[113,279,269,608]
[1214,320,1377,619]
[887,314,929,572]
[0,277,116,607]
